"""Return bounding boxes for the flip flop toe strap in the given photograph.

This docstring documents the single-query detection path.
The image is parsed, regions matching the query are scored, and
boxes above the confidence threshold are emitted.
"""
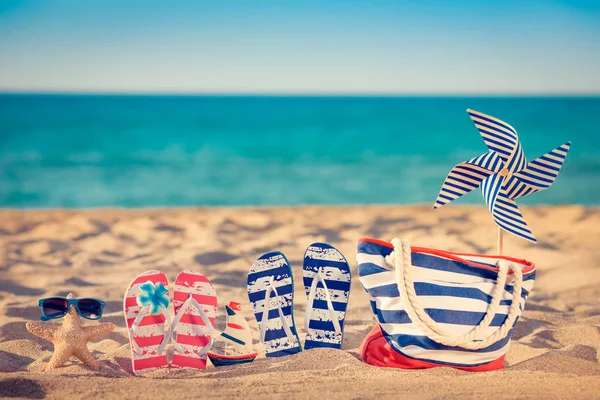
[260,276,296,343]
[130,280,172,356]
[304,268,342,334]
[171,294,215,357]
[130,306,172,356]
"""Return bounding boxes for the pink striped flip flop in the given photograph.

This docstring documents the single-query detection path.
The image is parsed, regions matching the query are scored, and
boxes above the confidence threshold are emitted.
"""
[171,270,218,370]
[123,270,172,375]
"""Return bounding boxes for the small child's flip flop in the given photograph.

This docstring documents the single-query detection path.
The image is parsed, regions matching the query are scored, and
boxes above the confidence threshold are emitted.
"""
[303,243,351,350]
[171,270,218,370]
[124,270,171,375]
[247,251,302,357]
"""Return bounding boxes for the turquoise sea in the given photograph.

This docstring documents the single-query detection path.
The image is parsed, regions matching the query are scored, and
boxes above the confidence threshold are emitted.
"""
[0,95,598,208]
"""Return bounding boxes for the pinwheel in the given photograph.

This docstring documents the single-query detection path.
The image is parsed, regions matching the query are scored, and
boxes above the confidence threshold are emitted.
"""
[434,109,571,250]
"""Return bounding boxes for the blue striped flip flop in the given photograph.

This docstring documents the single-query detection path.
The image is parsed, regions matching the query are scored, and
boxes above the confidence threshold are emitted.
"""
[303,242,351,350]
[247,251,302,358]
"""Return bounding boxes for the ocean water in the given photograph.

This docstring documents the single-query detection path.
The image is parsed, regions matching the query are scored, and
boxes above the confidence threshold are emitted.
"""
[0,95,598,208]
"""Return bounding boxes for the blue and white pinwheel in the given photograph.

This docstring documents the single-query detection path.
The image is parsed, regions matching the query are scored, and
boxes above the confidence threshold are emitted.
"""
[434,109,571,243]
[136,281,170,315]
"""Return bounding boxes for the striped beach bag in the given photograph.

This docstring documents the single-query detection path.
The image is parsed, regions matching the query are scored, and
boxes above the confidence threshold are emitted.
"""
[357,238,535,371]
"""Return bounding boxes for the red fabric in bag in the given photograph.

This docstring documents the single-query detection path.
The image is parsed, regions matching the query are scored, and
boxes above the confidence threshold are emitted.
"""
[359,325,506,372]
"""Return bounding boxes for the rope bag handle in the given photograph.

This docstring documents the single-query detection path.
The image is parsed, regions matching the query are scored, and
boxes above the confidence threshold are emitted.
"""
[385,238,523,350]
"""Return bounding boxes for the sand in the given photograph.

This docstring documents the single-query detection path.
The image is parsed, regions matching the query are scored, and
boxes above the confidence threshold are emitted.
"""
[0,205,599,399]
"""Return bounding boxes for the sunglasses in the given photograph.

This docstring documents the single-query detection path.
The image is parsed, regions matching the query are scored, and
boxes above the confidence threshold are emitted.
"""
[38,297,105,321]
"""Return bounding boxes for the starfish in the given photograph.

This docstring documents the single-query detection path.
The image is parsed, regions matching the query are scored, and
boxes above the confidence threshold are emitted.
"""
[26,293,115,371]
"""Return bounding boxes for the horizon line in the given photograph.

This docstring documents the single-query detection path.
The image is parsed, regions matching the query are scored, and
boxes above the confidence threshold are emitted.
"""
[1,90,600,98]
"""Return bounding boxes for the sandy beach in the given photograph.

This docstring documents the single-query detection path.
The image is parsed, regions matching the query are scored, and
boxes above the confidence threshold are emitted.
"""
[1,204,599,399]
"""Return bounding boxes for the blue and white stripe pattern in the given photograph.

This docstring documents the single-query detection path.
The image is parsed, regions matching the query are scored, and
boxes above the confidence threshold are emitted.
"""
[303,242,351,350]
[433,151,504,209]
[467,109,527,173]
[504,142,572,199]
[357,239,536,368]
[434,109,572,243]
[247,251,302,357]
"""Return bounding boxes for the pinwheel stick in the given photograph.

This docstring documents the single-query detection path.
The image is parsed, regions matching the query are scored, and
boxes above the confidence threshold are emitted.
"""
[497,227,504,255]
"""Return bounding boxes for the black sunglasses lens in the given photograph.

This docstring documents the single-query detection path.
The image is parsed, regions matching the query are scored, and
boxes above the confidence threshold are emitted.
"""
[77,299,102,319]
[42,298,68,319]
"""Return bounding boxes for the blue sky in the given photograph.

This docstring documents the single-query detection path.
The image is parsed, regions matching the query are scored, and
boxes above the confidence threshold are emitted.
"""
[0,0,599,94]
